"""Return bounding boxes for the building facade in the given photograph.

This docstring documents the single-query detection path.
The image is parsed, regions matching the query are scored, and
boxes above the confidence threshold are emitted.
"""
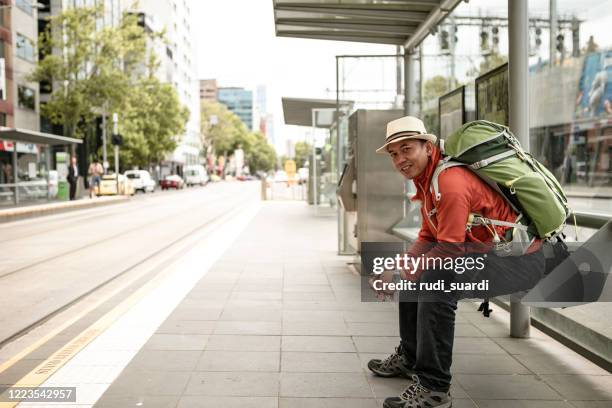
[218,87,253,130]
[139,0,202,173]
[0,0,42,193]
[3,0,40,130]
[199,79,217,102]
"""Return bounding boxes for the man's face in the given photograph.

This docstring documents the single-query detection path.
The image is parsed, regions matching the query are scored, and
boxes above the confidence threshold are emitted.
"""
[386,139,432,179]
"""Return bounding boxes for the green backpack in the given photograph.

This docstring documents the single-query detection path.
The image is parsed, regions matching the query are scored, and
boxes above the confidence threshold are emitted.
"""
[434,120,570,251]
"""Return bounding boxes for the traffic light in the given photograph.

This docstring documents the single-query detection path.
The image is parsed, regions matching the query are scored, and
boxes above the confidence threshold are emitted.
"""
[440,30,449,51]
[480,30,489,51]
[111,133,123,146]
[556,34,564,53]
[492,26,499,47]
[535,27,542,47]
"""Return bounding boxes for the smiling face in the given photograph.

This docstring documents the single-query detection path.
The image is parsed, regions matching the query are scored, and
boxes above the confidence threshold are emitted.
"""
[386,138,433,179]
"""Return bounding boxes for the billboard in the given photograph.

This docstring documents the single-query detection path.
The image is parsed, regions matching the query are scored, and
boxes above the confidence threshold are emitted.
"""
[439,86,465,140]
[476,63,509,126]
[575,50,612,120]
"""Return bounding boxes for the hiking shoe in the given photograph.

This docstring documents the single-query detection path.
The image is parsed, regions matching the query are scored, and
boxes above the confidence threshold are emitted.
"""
[368,346,413,378]
[383,375,451,408]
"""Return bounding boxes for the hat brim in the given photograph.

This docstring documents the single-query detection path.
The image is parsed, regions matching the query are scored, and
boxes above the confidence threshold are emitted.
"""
[375,134,438,154]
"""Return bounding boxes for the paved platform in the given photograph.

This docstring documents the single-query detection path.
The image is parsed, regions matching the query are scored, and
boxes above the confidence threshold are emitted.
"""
[14,201,612,408]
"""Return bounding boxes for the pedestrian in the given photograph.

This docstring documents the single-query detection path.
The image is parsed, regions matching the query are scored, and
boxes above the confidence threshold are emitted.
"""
[368,116,546,408]
[88,158,104,198]
[67,155,79,200]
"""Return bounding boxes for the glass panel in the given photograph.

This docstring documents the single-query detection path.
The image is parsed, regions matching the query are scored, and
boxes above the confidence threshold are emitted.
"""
[17,86,36,110]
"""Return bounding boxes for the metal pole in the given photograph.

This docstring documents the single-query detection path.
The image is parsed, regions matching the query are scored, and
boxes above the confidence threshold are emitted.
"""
[404,50,416,116]
[419,46,424,116]
[312,109,317,214]
[45,145,51,200]
[102,110,108,174]
[449,16,456,89]
[336,56,344,254]
[396,45,402,98]
[549,0,557,67]
[12,140,18,205]
[113,113,119,193]
[404,51,409,115]
[509,0,531,338]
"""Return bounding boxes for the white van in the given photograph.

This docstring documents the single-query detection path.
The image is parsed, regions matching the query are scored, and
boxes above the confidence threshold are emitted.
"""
[124,170,156,193]
[184,165,209,187]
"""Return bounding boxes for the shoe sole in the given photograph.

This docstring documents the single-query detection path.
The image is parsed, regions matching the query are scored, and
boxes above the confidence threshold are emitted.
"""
[368,367,404,378]
[383,401,451,408]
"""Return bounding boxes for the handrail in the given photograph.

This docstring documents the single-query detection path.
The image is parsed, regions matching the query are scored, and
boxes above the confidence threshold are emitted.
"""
[570,211,612,230]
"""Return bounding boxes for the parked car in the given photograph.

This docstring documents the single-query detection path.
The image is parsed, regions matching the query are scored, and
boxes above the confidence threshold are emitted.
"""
[160,174,185,190]
[273,170,288,183]
[297,167,309,185]
[184,165,209,186]
[96,173,135,196]
[124,170,156,193]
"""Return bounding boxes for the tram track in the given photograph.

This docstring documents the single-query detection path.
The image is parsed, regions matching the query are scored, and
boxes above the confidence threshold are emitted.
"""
[0,187,209,244]
[0,187,237,280]
[0,187,254,348]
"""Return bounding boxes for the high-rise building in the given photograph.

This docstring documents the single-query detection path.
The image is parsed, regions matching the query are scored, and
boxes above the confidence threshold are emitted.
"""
[199,79,218,102]
[2,0,40,130]
[139,0,202,171]
[218,87,253,130]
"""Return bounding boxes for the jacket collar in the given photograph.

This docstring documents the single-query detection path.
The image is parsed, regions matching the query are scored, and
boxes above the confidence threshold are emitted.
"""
[411,145,442,201]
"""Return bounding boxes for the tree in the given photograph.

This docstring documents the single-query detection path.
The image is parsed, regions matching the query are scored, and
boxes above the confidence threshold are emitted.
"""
[466,51,507,78]
[29,4,150,140]
[200,100,248,155]
[120,76,189,169]
[30,4,186,170]
[294,141,312,168]
[238,132,276,173]
[424,75,450,102]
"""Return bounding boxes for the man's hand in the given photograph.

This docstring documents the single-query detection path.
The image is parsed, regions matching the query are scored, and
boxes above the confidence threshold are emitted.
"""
[368,270,396,301]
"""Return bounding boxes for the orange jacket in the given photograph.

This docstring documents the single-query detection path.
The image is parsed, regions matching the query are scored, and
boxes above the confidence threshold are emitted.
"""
[406,146,539,267]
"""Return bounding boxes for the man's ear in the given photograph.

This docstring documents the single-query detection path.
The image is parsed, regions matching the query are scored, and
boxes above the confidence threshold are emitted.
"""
[425,141,434,156]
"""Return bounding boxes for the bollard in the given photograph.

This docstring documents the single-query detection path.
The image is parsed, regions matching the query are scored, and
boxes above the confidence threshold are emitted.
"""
[261,179,267,201]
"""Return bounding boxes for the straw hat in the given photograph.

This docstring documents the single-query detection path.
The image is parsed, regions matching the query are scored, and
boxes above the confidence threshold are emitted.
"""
[376,116,437,154]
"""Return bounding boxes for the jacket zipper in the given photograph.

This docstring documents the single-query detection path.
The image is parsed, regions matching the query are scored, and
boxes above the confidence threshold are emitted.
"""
[418,182,437,232]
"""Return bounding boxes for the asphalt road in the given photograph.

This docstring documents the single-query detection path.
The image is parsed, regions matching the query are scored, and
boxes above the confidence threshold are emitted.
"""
[0,181,260,344]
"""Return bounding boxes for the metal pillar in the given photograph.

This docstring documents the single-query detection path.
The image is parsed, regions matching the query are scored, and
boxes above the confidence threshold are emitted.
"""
[549,0,557,67]
[311,109,317,214]
[419,46,424,116]
[509,0,531,338]
[12,140,18,205]
[404,49,416,116]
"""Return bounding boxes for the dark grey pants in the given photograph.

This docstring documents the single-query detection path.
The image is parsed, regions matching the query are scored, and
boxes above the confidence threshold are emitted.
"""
[399,249,545,392]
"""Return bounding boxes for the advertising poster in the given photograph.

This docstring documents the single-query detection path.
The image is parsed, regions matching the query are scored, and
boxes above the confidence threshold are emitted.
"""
[476,63,509,126]
[575,50,612,120]
[439,87,465,140]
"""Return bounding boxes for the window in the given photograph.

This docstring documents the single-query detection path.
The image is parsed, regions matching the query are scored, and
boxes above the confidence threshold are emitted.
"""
[16,33,36,62]
[18,86,36,110]
[16,0,33,15]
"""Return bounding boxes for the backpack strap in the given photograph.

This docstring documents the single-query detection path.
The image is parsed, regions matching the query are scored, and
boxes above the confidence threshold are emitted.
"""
[430,159,466,202]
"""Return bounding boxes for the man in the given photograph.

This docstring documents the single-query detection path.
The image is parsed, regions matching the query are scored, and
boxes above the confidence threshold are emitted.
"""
[67,156,79,200]
[368,116,545,408]
[88,158,104,198]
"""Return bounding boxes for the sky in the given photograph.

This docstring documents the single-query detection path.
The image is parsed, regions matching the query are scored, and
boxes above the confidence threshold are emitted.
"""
[192,0,612,155]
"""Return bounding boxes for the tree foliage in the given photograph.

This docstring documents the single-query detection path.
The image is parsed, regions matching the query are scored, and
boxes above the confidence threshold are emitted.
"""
[423,75,450,102]
[200,101,276,173]
[30,3,188,170]
[293,141,311,168]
